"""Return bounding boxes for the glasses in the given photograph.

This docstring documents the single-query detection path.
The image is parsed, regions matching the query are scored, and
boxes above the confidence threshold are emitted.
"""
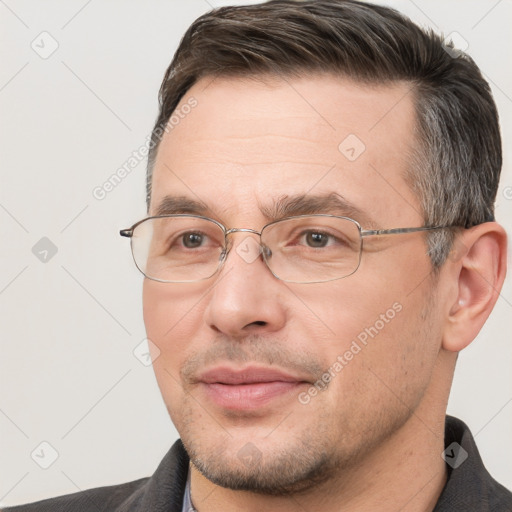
[120,214,452,284]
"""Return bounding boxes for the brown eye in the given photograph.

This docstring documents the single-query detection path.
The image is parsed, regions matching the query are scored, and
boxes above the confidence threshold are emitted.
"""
[305,231,329,247]
[182,232,204,248]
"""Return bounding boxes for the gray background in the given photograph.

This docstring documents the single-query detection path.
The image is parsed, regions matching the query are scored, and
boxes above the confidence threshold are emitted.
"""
[1,0,511,506]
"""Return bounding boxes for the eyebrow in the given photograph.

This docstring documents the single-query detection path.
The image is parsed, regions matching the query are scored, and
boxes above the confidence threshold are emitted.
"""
[260,193,382,229]
[154,193,381,229]
[154,195,210,217]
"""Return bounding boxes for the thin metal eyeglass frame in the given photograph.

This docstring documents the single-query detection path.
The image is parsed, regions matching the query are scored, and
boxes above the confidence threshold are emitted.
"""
[120,214,456,284]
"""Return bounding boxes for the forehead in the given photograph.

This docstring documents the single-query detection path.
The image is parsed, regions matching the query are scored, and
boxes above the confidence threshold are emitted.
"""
[150,74,421,226]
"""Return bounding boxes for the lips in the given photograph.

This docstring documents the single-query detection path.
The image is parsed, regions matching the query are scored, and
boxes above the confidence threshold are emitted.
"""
[197,366,310,410]
[198,366,305,385]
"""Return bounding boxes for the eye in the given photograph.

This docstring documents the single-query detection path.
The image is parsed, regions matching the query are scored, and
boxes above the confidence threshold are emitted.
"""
[182,232,205,248]
[304,231,330,247]
[300,230,337,248]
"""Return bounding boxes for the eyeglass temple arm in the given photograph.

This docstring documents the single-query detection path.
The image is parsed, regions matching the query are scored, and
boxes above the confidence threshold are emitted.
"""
[120,229,133,237]
[361,226,451,237]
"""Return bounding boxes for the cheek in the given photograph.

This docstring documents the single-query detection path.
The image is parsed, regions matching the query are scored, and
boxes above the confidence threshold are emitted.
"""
[143,280,206,400]
[143,280,206,343]
[295,255,437,394]
[301,288,438,442]
[292,274,403,351]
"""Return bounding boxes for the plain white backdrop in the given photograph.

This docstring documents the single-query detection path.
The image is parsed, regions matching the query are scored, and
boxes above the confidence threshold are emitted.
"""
[1,0,511,506]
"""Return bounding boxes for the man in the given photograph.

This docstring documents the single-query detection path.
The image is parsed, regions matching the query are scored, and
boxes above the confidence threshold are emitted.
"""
[4,0,510,510]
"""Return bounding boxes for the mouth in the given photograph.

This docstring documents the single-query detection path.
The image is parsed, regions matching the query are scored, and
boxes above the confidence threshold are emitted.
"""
[196,365,310,410]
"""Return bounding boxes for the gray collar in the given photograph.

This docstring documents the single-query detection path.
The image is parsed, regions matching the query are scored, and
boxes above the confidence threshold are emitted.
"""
[182,465,197,512]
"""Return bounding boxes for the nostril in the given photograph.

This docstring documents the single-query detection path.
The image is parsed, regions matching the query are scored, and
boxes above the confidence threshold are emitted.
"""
[251,321,267,326]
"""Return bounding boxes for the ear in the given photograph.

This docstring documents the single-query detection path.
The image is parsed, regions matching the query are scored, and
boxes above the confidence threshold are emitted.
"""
[442,222,507,352]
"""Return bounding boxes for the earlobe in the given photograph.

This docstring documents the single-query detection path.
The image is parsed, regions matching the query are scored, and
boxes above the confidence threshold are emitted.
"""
[442,222,507,353]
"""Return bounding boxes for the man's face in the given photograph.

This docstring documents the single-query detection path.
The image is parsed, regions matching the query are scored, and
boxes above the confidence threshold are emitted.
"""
[143,74,445,493]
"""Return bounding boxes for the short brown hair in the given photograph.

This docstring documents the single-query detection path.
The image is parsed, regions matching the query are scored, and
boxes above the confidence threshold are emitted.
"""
[146,0,501,266]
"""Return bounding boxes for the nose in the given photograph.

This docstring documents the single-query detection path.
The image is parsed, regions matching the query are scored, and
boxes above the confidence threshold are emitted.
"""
[203,233,287,338]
